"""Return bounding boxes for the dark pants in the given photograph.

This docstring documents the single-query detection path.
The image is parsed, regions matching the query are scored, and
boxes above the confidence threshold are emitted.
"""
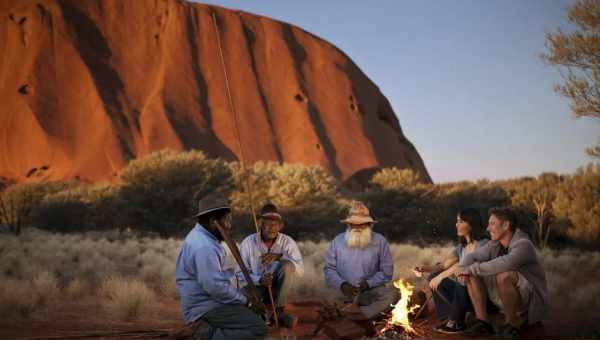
[197,304,268,340]
[256,260,295,308]
[428,273,472,323]
[429,273,498,324]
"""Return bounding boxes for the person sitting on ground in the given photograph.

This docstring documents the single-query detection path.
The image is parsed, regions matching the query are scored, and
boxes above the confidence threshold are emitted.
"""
[457,207,548,338]
[413,208,489,334]
[323,201,399,320]
[239,203,304,328]
[175,193,268,340]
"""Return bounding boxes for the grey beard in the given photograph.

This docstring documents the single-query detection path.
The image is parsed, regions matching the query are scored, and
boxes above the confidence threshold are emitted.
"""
[345,227,373,249]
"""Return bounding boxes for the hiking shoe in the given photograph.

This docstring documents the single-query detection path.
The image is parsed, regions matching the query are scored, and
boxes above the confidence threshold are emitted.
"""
[276,309,299,328]
[435,320,465,334]
[464,319,494,337]
[493,323,522,339]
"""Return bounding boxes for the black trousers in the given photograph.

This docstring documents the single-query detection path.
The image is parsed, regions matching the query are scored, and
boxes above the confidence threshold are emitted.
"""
[428,273,499,323]
[428,273,472,323]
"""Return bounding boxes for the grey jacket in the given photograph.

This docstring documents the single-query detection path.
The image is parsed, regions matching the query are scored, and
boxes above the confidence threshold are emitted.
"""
[459,229,548,324]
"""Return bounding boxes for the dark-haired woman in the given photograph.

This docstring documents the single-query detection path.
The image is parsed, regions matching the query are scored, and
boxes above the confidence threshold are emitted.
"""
[413,208,488,334]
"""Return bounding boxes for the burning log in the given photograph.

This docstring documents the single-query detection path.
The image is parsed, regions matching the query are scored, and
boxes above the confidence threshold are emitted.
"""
[378,279,421,334]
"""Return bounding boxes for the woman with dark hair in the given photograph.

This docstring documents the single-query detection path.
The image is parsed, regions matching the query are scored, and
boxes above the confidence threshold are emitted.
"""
[413,208,488,334]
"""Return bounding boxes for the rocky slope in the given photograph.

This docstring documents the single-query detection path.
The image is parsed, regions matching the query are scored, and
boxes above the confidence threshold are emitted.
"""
[0,0,431,187]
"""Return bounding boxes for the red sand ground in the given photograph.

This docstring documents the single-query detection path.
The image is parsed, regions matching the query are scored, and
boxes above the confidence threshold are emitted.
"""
[1,296,598,340]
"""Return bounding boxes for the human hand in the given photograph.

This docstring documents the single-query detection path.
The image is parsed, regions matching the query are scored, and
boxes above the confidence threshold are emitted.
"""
[260,253,282,265]
[412,266,425,277]
[341,282,358,298]
[429,275,442,291]
[359,280,369,291]
[259,273,273,287]
[247,297,267,316]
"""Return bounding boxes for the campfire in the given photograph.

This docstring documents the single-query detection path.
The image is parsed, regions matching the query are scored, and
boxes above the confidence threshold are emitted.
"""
[373,279,424,340]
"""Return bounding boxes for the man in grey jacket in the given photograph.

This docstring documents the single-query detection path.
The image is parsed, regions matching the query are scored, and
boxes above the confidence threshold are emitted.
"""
[457,207,548,337]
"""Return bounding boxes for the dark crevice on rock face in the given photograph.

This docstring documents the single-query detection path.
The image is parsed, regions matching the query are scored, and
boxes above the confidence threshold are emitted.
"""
[240,14,284,162]
[18,84,31,95]
[281,22,342,179]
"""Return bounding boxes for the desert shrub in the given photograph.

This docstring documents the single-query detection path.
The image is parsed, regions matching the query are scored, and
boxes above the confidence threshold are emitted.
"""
[361,180,510,243]
[229,161,340,211]
[0,181,77,235]
[554,164,600,246]
[229,161,344,240]
[66,278,90,299]
[32,271,59,307]
[370,167,425,191]
[32,184,122,232]
[100,276,156,320]
[0,279,36,317]
[119,150,233,237]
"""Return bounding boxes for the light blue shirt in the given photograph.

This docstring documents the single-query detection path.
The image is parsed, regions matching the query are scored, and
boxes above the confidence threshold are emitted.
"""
[239,232,304,285]
[452,239,489,262]
[175,224,247,324]
[324,232,394,289]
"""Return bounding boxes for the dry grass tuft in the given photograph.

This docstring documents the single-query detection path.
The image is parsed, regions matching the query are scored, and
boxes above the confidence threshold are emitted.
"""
[0,279,36,318]
[1,229,599,326]
[66,278,89,299]
[100,276,156,320]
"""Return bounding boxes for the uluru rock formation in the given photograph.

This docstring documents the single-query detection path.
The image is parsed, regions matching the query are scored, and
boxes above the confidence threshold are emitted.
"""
[0,0,431,187]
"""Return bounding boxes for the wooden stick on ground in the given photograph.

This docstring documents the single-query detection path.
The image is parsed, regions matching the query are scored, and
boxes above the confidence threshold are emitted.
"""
[267,284,279,328]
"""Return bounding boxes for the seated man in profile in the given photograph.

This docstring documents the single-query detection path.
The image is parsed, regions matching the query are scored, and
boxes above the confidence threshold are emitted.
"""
[323,201,399,320]
[175,194,268,340]
[457,207,548,338]
[239,203,304,328]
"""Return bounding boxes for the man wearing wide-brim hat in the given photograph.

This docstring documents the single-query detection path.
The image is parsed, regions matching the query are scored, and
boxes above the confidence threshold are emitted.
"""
[239,203,304,328]
[323,201,400,320]
[175,193,268,340]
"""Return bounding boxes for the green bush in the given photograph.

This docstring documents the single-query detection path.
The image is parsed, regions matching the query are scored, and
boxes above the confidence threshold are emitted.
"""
[119,150,233,237]
[229,161,340,212]
[228,161,343,240]
[370,167,424,191]
[32,184,122,232]
[0,181,77,235]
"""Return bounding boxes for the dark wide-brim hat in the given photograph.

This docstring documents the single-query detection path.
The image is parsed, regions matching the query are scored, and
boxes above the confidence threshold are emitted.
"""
[195,193,231,217]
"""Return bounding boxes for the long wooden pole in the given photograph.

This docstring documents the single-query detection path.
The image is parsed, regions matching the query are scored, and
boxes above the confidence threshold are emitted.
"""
[211,11,278,327]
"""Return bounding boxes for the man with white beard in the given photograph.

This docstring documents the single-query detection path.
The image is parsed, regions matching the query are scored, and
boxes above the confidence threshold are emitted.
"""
[323,201,399,320]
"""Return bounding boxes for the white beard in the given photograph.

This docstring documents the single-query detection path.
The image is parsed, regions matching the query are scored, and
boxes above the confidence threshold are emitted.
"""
[345,227,373,249]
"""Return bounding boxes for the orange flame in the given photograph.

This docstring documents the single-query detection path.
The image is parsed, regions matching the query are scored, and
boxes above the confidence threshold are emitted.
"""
[385,279,420,334]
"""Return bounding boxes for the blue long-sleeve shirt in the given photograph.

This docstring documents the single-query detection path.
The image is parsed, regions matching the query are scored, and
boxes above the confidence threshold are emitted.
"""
[239,232,304,285]
[324,232,394,289]
[175,224,247,324]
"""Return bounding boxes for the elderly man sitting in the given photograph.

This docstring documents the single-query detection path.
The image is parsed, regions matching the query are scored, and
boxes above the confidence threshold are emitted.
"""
[457,207,548,338]
[323,201,399,320]
[239,203,304,328]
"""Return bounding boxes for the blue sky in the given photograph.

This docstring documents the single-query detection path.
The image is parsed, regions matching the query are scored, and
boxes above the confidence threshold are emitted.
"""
[198,0,599,183]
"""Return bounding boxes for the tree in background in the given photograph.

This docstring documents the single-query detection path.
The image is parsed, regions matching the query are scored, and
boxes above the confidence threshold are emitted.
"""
[119,150,233,237]
[508,173,563,248]
[543,0,600,158]
[554,164,600,245]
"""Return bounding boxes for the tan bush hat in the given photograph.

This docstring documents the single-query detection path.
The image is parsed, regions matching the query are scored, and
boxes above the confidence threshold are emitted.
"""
[341,201,376,225]
[194,193,230,217]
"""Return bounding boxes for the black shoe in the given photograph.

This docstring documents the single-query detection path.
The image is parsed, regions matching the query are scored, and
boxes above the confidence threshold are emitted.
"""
[493,323,523,339]
[435,320,465,334]
[464,319,494,337]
